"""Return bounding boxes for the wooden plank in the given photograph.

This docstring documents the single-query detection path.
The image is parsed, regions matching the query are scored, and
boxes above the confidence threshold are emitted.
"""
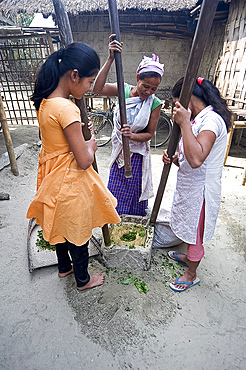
[150,0,220,225]
[108,0,132,178]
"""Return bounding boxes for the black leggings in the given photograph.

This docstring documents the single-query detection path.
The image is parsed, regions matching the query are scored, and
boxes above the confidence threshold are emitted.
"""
[55,240,90,288]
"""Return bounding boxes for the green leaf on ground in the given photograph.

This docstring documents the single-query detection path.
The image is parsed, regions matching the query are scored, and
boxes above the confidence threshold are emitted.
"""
[121,278,135,285]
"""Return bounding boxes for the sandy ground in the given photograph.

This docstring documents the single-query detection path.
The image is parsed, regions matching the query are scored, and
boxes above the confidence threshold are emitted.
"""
[0,124,246,370]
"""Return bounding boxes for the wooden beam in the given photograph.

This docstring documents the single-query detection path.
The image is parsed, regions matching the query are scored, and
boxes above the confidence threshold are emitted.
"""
[108,0,132,178]
[150,0,220,226]
[52,0,73,46]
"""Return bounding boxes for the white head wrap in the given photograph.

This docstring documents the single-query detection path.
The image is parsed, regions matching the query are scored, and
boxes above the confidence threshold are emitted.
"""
[136,54,164,77]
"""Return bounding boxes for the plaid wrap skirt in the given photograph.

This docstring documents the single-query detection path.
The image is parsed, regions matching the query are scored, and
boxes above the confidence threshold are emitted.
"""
[108,153,148,216]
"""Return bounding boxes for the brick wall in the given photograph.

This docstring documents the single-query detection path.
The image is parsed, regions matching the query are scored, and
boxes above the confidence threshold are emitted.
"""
[70,12,231,105]
[70,13,192,102]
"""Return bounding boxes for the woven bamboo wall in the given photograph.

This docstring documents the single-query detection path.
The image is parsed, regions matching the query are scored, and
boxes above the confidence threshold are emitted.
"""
[214,0,246,101]
[0,31,59,125]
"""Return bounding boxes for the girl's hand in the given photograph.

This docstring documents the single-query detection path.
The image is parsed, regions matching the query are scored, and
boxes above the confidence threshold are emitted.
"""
[162,150,170,164]
[120,124,132,139]
[172,154,179,167]
[162,150,179,167]
[86,134,98,153]
[81,120,93,131]
[172,101,191,127]
[109,34,123,60]
[87,118,93,131]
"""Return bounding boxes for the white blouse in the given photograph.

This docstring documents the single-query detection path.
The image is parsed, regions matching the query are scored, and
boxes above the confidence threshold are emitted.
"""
[170,105,227,244]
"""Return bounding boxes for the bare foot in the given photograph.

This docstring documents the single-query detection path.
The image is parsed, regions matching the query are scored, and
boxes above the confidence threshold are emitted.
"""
[58,267,74,278]
[77,273,104,291]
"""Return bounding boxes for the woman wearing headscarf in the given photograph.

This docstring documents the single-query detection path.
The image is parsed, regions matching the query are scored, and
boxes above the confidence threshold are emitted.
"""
[93,35,164,216]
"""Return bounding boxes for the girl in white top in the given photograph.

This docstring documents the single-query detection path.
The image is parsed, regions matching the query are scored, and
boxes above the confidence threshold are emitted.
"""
[163,77,231,292]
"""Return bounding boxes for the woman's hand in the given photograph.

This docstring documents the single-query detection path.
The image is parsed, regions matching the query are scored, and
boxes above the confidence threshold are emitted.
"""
[172,101,191,127]
[93,35,120,96]
[162,150,179,167]
[120,124,132,139]
[108,34,123,60]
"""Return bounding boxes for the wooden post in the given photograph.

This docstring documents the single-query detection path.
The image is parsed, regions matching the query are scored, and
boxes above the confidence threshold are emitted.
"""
[47,31,55,54]
[150,0,220,226]
[242,166,246,186]
[0,96,19,176]
[224,113,236,165]
[52,0,73,46]
[108,0,132,178]
[52,0,111,246]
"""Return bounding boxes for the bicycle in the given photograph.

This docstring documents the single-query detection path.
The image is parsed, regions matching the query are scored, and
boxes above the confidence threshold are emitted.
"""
[150,110,173,148]
[88,99,173,147]
[88,99,115,147]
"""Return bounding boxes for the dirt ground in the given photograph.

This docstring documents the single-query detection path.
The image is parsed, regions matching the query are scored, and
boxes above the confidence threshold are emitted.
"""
[0,124,246,370]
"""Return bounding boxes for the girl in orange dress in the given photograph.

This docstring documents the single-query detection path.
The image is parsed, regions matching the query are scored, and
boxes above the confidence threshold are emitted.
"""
[27,43,120,291]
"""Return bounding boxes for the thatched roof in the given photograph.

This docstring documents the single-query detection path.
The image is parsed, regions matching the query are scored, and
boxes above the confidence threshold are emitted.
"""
[1,0,200,17]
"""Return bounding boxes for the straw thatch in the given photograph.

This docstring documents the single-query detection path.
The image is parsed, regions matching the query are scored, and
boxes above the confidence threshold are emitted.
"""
[0,0,200,17]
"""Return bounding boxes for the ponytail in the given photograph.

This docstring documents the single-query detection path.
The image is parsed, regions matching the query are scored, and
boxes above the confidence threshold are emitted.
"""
[172,77,232,132]
[31,42,100,111]
[32,51,60,111]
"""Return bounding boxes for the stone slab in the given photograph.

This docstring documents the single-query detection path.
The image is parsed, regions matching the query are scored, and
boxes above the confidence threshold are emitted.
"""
[27,218,100,272]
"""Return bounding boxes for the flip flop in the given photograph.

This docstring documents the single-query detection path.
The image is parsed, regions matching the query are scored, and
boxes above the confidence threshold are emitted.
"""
[169,276,200,292]
[168,251,189,267]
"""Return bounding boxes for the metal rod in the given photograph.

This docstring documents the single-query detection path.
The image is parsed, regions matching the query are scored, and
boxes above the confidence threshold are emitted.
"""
[108,0,132,178]
[150,0,220,226]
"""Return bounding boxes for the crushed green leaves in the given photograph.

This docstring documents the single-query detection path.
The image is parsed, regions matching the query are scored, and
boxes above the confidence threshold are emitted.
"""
[121,277,149,294]
[111,224,147,247]
[36,230,56,251]
[120,231,137,242]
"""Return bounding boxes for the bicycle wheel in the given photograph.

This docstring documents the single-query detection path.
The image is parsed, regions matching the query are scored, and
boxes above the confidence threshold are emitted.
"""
[150,111,173,147]
[89,112,113,147]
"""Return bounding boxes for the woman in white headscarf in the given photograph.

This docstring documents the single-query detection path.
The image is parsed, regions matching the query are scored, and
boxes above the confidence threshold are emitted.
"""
[93,35,164,216]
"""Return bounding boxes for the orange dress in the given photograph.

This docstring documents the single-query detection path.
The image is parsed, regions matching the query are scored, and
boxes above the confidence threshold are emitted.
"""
[27,97,120,246]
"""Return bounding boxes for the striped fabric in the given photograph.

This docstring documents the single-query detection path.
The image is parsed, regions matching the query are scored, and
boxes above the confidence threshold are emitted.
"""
[108,153,148,216]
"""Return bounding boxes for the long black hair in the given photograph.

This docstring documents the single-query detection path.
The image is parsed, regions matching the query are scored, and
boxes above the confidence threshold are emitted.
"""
[31,42,100,111]
[172,77,231,132]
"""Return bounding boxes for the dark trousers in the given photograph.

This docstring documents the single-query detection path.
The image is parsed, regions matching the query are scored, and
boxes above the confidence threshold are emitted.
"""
[55,240,90,288]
